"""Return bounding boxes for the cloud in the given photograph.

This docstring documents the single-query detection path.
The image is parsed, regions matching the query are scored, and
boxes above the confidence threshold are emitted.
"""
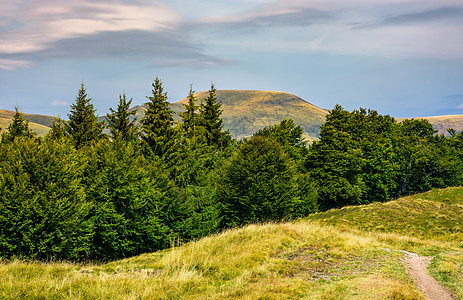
[1,0,463,70]
[356,6,463,28]
[383,6,463,24]
[0,59,32,70]
[3,29,232,68]
[200,0,463,60]
[0,1,180,54]
[200,6,333,33]
[0,1,233,69]
[51,100,69,107]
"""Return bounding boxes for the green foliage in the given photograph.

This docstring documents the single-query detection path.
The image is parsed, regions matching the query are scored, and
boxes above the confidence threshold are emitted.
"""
[67,83,104,148]
[45,117,68,142]
[106,93,138,142]
[179,85,200,141]
[80,140,171,259]
[0,138,92,260]
[1,107,36,143]
[307,105,462,210]
[396,119,461,194]
[218,136,318,227]
[5,77,463,265]
[141,77,178,159]
[253,119,308,170]
[198,84,231,148]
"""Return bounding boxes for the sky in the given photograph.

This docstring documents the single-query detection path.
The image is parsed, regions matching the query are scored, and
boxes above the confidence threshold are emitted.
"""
[0,0,463,118]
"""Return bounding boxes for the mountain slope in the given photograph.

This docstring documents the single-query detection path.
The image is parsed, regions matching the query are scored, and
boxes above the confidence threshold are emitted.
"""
[170,90,328,141]
[398,115,463,135]
[4,95,463,140]
[3,187,463,299]
[0,109,55,137]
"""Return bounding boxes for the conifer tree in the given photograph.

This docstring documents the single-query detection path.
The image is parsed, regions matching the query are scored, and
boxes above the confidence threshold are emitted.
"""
[140,77,177,157]
[1,107,36,143]
[179,85,199,140]
[67,83,104,148]
[45,117,68,141]
[198,83,230,148]
[106,93,137,142]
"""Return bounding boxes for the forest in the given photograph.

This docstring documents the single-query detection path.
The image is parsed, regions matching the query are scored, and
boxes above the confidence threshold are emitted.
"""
[1,77,463,261]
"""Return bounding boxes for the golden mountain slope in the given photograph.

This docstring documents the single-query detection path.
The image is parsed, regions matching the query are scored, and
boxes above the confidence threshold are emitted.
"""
[0,109,55,137]
[170,90,328,141]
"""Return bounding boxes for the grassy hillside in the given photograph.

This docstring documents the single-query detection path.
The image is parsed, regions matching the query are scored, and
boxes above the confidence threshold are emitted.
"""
[0,109,54,137]
[170,90,328,141]
[6,94,463,141]
[2,187,462,299]
[398,115,463,135]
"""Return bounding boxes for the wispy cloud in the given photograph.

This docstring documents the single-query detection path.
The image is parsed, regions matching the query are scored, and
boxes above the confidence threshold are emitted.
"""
[1,0,463,71]
[0,59,32,70]
[0,1,226,69]
[3,29,231,67]
[196,0,463,60]
[200,7,333,33]
[51,100,69,107]
[0,1,180,54]
[356,6,463,28]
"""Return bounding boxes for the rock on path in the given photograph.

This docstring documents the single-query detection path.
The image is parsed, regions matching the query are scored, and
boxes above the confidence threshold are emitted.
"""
[402,251,455,300]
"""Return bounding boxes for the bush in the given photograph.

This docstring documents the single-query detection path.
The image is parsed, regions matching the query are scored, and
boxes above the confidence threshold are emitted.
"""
[218,136,318,227]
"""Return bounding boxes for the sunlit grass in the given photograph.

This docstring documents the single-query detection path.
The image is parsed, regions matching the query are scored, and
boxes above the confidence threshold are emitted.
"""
[0,222,421,299]
[2,187,463,299]
[308,187,463,245]
[170,90,328,141]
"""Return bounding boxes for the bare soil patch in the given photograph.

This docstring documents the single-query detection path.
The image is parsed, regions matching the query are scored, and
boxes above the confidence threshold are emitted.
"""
[402,251,456,300]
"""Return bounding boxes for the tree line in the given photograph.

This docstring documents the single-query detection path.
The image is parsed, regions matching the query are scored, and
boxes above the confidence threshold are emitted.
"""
[1,78,462,261]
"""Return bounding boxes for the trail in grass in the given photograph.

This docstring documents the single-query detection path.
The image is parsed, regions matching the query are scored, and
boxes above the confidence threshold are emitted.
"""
[401,251,455,300]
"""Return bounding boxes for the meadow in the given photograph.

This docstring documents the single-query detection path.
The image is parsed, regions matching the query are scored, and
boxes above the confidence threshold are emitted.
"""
[1,187,462,299]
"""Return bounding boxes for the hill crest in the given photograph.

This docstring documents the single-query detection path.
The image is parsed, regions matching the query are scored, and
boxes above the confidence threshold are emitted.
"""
[170,90,328,141]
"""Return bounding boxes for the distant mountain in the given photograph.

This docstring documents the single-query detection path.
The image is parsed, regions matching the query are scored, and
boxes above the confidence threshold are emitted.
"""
[398,115,463,135]
[170,90,328,141]
[4,91,463,140]
[0,109,55,137]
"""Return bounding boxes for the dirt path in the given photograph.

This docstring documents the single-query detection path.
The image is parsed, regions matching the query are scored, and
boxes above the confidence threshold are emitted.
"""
[401,250,455,300]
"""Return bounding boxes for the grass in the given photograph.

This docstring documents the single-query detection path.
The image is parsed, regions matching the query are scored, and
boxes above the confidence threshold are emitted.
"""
[307,187,463,246]
[0,222,421,299]
[170,90,328,141]
[0,109,54,137]
[397,115,463,136]
[1,187,462,299]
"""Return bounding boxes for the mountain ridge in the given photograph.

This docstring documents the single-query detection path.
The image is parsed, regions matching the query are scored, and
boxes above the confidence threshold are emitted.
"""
[2,90,463,139]
[170,90,328,141]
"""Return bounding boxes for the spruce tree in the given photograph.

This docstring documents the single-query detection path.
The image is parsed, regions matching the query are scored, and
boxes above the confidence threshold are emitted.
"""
[106,93,137,142]
[179,85,199,140]
[198,83,230,148]
[140,77,177,158]
[1,107,36,143]
[45,117,68,141]
[67,83,104,148]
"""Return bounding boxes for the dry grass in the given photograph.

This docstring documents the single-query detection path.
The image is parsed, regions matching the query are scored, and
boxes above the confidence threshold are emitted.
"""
[0,221,422,299]
[2,187,463,299]
[170,90,328,141]
[397,115,463,135]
